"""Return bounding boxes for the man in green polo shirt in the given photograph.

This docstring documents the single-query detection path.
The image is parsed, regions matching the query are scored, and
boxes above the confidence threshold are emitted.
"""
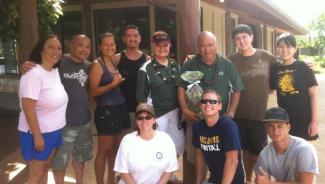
[177,31,244,183]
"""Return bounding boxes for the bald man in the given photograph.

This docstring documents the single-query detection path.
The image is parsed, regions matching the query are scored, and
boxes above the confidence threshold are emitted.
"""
[177,31,244,183]
[22,34,93,184]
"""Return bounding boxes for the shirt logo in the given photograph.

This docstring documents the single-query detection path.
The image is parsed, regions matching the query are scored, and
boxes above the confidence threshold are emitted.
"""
[63,69,88,86]
[278,69,299,95]
[199,135,221,152]
[156,152,163,159]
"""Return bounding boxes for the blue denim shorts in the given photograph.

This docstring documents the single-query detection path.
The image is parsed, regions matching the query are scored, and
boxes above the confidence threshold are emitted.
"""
[19,129,63,161]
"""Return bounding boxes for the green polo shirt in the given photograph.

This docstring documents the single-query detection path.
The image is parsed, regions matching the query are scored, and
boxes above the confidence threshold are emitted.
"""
[177,54,244,114]
[136,58,179,117]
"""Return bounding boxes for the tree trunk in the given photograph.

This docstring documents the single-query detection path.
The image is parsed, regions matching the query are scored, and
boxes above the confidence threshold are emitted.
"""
[18,0,38,74]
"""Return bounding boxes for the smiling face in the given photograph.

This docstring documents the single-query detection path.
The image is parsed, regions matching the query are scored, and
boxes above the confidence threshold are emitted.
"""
[277,40,297,63]
[266,121,290,143]
[153,41,170,58]
[200,92,222,117]
[123,28,141,49]
[41,37,62,66]
[198,32,218,63]
[99,36,116,57]
[136,111,156,133]
[234,32,254,53]
[70,35,91,62]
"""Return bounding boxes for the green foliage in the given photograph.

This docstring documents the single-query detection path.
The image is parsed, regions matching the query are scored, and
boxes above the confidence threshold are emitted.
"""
[0,0,63,42]
[296,36,312,48]
[309,12,325,49]
[38,0,64,37]
[0,0,19,42]
[299,55,325,74]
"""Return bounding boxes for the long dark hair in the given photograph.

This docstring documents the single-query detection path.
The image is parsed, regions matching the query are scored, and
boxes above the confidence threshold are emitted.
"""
[29,33,62,68]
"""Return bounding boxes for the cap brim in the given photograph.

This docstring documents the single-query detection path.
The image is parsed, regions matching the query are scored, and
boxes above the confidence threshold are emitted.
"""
[263,119,288,123]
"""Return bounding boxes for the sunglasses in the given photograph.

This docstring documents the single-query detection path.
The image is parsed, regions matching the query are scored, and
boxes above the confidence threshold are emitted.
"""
[136,115,154,121]
[200,99,220,104]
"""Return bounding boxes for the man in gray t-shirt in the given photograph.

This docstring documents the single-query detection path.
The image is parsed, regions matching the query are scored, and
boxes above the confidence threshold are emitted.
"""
[254,107,318,184]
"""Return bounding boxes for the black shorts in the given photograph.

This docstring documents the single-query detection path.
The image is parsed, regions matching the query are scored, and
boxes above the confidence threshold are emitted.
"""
[234,118,267,155]
[94,104,130,135]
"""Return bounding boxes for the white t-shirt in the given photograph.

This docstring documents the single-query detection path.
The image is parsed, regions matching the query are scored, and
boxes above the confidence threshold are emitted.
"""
[254,136,319,182]
[114,131,178,184]
[18,65,68,133]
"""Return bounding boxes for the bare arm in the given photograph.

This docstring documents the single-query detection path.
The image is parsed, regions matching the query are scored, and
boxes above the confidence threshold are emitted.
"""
[308,85,318,137]
[145,54,151,61]
[20,61,36,74]
[224,91,240,118]
[157,172,173,184]
[195,148,206,184]
[88,60,123,98]
[256,167,315,184]
[112,53,121,65]
[221,150,239,184]
[120,173,136,184]
[22,98,44,151]
[178,87,199,123]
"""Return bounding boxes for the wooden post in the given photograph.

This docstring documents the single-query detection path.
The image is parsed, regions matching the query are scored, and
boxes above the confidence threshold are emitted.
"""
[18,0,38,73]
[81,1,94,60]
[178,0,200,63]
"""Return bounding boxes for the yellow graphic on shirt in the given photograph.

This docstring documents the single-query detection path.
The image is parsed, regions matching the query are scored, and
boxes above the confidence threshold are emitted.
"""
[199,136,220,151]
[278,70,299,95]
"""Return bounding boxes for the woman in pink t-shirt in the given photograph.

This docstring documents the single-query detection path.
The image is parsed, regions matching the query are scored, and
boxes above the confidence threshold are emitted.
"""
[18,33,68,183]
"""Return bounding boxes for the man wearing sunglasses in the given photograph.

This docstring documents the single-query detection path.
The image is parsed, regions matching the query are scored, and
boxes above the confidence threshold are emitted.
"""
[177,31,244,183]
[192,89,244,184]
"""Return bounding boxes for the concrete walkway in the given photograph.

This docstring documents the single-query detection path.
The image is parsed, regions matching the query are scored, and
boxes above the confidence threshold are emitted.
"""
[1,75,324,183]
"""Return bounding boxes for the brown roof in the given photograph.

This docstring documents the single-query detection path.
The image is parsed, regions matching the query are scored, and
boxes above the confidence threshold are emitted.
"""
[228,0,308,35]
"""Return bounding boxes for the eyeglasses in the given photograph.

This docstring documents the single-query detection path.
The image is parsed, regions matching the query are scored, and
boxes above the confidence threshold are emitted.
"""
[200,99,220,104]
[136,115,153,121]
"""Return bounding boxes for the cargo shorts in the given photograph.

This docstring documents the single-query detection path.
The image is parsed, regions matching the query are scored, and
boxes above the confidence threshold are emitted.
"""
[51,122,93,171]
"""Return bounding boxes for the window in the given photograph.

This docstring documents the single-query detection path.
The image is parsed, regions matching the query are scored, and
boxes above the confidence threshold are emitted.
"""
[155,7,177,59]
[93,7,150,55]
[52,11,82,53]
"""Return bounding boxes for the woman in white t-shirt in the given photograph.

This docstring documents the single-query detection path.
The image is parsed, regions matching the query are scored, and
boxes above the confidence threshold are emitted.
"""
[114,103,178,184]
[18,33,68,183]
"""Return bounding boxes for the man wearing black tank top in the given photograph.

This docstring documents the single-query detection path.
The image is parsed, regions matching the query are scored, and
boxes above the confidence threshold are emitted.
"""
[112,25,151,123]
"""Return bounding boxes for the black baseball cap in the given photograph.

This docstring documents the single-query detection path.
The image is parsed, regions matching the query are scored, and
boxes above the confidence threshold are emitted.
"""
[263,107,289,123]
[152,33,170,44]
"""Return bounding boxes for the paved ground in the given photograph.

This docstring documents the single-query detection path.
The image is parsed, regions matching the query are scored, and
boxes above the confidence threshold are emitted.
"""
[0,75,324,183]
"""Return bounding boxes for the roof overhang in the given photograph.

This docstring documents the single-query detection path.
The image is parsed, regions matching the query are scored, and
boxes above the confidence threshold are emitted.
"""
[227,0,308,35]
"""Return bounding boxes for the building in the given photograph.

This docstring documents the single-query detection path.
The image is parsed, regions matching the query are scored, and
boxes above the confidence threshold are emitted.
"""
[0,0,307,93]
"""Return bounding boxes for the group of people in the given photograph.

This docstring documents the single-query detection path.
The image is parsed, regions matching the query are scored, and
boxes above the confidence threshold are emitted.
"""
[18,23,319,184]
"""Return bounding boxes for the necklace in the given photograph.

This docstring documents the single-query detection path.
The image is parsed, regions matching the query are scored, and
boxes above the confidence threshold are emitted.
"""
[153,59,177,84]
[197,55,219,86]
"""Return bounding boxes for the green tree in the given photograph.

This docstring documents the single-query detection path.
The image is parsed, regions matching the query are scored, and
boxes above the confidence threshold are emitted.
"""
[310,12,325,57]
[0,0,63,42]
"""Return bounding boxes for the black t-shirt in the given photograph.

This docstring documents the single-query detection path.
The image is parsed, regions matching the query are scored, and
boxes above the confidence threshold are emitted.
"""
[192,116,244,183]
[270,61,318,140]
[117,51,146,112]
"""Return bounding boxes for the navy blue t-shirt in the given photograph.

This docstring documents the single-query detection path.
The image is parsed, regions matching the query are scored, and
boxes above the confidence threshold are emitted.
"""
[192,116,244,184]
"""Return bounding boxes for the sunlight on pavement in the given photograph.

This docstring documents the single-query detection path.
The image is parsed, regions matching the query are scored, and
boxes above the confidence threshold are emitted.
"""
[6,162,26,181]
[48,171,76,184]
[316,74,325,81]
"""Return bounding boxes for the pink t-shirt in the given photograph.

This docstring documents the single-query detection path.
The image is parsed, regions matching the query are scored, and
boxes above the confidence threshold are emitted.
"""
[18,65,68,133]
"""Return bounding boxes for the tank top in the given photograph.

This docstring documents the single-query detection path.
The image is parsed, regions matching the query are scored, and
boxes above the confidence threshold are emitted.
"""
[97,57,125,106]
[117,51,147,112]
